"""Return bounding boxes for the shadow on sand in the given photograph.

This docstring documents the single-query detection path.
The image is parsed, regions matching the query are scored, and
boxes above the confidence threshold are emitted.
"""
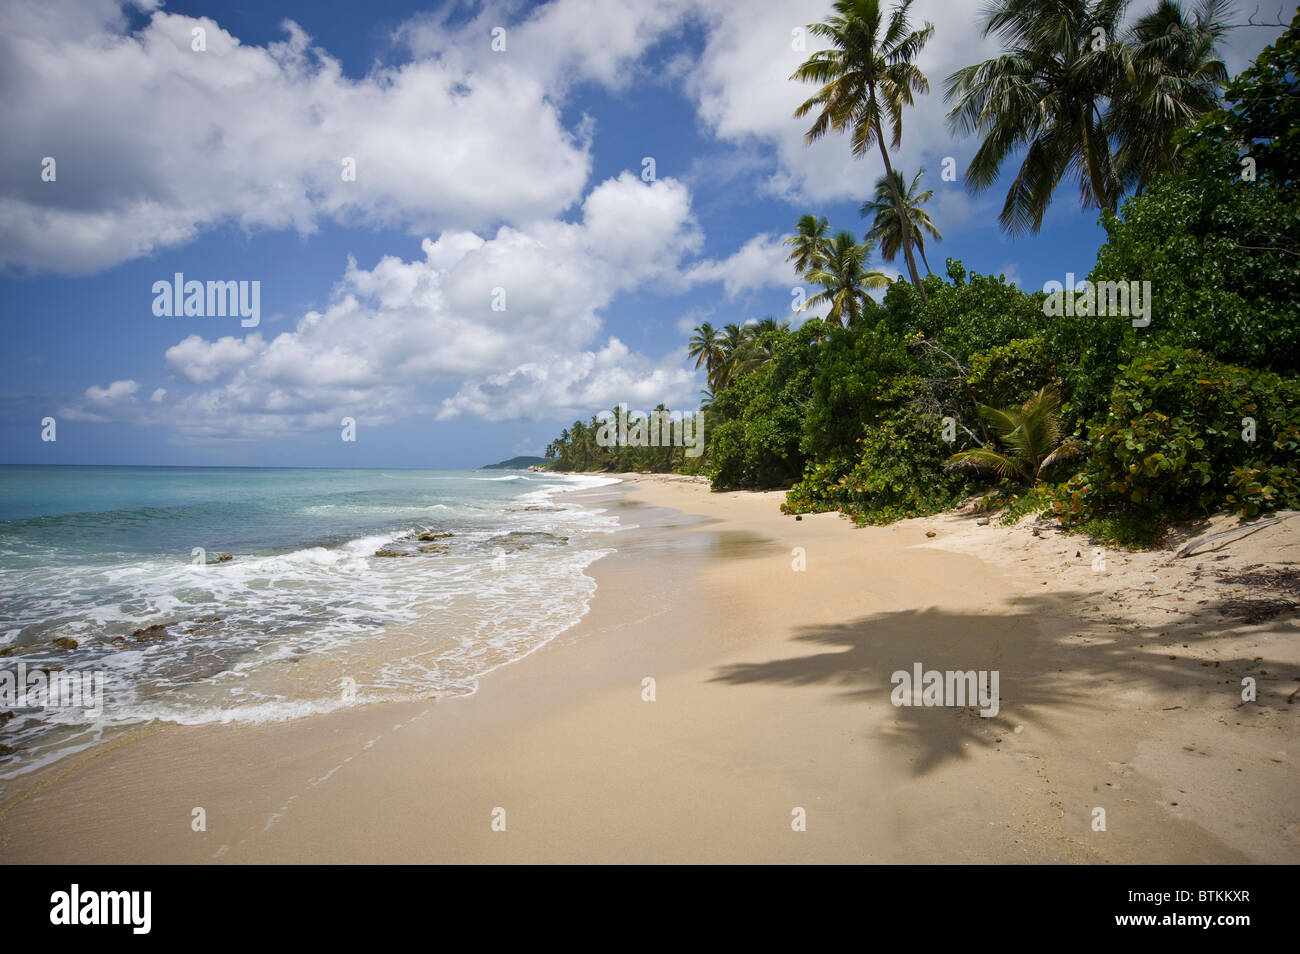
[710,590,1293,776]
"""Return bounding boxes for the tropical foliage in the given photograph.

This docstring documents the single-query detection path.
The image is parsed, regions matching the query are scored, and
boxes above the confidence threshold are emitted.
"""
[541,7,1299,547]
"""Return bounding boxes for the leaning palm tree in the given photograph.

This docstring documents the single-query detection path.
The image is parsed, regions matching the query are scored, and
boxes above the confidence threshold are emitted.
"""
[860,167,942,275]
[944,0,1129,235]
[791,0,934,299]
[784,213,834,276]
[803,231,892,327]
[945,386,1087,485]
[945,0,1228,235]
[1110,0,1229,194]
[687,322,725,388]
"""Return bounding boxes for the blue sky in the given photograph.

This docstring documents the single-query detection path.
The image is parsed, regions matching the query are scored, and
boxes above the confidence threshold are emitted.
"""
[0,0,1282,467]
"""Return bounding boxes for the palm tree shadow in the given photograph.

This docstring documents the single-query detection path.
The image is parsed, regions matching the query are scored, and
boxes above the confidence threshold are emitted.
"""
[709,592,1291,776]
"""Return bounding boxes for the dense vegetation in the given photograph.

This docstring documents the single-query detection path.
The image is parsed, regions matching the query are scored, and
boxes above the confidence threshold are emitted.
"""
[542,4,1299,546]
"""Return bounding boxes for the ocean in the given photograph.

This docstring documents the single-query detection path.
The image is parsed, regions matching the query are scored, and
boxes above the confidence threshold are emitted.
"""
[0,466,623,780]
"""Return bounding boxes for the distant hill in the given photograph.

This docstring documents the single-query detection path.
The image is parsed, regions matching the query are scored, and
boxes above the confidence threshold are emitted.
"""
[480,456,549,470]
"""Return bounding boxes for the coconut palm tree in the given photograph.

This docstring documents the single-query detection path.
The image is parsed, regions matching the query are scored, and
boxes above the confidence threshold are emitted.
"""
[803,231,892,327]
[784,213,834,276]
[712,323,750,390]
[748,316,792,338]
[944,0,1129,235]
[945,386,1087,484]
[859,167,942,275]
[1110,0,1229,194]
[945,0,1228,235]
[791,0,934,299]
[687,322,725,388]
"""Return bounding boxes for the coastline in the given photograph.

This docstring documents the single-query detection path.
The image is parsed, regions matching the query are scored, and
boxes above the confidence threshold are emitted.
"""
[1,476,1296,863]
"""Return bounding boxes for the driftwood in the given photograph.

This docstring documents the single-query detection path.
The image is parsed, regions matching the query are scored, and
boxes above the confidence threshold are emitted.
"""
[1174,513,1297,558]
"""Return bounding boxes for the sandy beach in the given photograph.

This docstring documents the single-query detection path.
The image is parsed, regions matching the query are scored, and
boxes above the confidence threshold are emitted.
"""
[1,476,1296,864]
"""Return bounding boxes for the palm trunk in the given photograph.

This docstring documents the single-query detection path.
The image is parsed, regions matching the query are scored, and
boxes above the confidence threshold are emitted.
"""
[876,137,928,301]
[917,236,932,276]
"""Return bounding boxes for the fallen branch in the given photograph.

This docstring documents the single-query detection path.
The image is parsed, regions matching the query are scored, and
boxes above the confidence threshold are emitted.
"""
[1175,514,1297,558]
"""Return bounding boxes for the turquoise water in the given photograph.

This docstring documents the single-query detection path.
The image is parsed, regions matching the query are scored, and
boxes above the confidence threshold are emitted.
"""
[0,466,622,778]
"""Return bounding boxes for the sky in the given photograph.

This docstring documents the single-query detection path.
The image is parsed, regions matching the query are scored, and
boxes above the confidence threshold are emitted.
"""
[0,0,1284,468]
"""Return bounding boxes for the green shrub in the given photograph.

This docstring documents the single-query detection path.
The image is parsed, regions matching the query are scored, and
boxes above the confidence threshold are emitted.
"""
[785,393,969,524]
[1065,346,1300,525]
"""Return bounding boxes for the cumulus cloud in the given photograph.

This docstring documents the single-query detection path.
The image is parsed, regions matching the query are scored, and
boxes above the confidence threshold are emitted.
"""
[166,334,266,384]
[435,338,696,422]
[0,2,591,274]
[85,379,139,403]
[56,173,704,436]
[685,232,796,300]
[60,377,141,421]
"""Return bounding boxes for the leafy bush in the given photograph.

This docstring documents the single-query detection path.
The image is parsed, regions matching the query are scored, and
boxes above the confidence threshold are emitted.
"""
[1060,346,1300,527]
[965,337,1056,410]
[785,382,970,524]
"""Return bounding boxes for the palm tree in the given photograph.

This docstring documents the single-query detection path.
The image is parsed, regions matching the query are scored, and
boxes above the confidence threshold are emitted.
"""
[687,323,725,388]
[945,386,1086,484]
[803,231,891,327]
[727,318,791,378]
[1110,0,1228,194]
[791,0,934,299]
[713,323,750,389]
[748,316,792,338]
[785,213,833,276]
[944,0,1129,235]
[859,167,942,275]
[945,0,1228,235]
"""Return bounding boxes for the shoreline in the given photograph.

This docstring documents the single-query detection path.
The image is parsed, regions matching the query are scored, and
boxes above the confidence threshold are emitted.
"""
[1,477,1296,863]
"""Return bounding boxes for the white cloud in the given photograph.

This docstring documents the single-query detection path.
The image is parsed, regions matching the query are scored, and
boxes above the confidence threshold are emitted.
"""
[61,377,141,421]
[57,173,703,436]
[435,338,697,421]
[685,232,795,300]
[166,334,266,384]
[85,379,139,404]
[0,4,591,274]
[397,0,699,93]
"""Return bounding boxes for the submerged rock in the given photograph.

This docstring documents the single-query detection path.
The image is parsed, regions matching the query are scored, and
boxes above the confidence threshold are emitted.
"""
[132,623,170,642]
[52,637,79,650]
[417,531,454,542]
[493,531,570,550]
[217,553,233,562]
[373,547,412,558]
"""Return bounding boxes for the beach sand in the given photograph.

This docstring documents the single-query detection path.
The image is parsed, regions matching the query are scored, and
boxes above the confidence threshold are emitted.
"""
[1,477,1296,863]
